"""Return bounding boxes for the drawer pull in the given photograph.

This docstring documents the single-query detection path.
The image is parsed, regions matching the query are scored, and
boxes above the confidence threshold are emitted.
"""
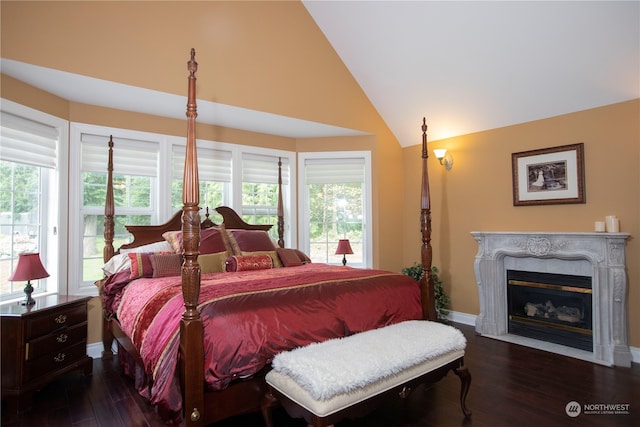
[54,314,67,324]
[54,353,66,363]
[56,333,68,343]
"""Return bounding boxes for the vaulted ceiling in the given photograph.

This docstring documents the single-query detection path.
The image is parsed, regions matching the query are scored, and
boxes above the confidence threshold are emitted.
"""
[303,1,640,146]
[2,1,638,147]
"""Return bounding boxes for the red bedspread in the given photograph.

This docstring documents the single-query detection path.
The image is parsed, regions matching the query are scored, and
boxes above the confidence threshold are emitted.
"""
[108,263,422,422]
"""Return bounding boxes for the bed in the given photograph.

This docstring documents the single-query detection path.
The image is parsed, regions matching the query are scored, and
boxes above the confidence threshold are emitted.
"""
[97,49,442,426]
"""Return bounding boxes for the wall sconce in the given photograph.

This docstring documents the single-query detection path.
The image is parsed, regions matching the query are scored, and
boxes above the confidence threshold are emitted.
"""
[433,149,454,171]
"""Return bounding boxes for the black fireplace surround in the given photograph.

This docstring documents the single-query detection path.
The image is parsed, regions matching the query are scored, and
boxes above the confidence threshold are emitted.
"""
[507,270,592,352]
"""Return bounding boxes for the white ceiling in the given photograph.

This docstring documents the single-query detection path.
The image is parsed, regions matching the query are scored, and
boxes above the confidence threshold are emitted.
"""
[303,0,640,146]
[2,1,638,147]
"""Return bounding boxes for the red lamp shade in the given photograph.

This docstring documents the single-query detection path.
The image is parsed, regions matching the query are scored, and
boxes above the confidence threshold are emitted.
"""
[335,239,354,266]
[8,252,49,305]
[335,239,354,255]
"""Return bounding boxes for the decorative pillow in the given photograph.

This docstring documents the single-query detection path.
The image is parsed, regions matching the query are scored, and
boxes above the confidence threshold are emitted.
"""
[162,230,182,253]
[294,249,312,264]
[225,254,273,272]
[276,248,303,267]
[162,226,231,255]
[199,251,229,274]
[127,252,155,279]
[150,253,183,278]
[119,240,174,254]
[241,250,283,268]
[226,229,276,255]
[102,253,131,276]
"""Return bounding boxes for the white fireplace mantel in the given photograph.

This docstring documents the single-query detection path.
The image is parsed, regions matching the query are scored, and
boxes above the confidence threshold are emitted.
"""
[471,231,631,367]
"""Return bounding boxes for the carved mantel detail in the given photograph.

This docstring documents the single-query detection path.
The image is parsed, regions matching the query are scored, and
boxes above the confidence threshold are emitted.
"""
[471,231,632,367]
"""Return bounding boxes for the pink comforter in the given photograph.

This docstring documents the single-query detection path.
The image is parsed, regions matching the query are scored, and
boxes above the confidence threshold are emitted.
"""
[107,263,422,423]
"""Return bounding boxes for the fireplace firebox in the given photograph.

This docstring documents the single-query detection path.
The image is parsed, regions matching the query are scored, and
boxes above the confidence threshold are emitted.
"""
[507,270,592,351]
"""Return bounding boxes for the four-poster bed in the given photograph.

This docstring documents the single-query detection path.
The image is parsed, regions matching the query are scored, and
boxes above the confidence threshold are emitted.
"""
[97,49,459,426]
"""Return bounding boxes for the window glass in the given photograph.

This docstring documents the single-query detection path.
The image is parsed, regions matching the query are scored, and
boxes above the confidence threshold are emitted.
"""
[0,161,46,298]
[79,135,158,284]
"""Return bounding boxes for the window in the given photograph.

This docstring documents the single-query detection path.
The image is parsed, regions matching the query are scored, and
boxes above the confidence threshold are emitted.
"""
[240,153,290,242]
[71,127,160,291]
[171,143,232,224]
[298,152,372,267]
[0,100,68,301]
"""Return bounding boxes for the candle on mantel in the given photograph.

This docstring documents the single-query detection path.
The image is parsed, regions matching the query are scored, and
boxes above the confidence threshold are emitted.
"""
[605,215,620,233]
[595,221,606,232]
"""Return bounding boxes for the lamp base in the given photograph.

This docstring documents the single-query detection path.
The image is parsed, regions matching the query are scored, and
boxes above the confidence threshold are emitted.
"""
[22,281,36,306]
[342,255,347,266]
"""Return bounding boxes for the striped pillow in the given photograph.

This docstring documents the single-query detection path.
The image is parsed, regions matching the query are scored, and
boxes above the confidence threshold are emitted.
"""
[150,253,183,278]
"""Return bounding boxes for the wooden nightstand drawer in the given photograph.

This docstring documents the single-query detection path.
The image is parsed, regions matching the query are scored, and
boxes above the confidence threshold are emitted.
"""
[24,304,87,340]
[25,322,88,361]
[23,341,87,383]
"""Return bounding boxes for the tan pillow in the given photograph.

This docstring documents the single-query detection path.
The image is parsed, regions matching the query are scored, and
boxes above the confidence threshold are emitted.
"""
[199,251,229,274]
[162,230,182,253]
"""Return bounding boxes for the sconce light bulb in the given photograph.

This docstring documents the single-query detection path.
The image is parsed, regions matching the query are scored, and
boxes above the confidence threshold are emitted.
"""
[433,149,447,164]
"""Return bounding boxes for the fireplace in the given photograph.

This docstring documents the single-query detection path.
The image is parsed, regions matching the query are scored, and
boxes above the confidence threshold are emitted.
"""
[471,231,631,367]
[507,270,592,351]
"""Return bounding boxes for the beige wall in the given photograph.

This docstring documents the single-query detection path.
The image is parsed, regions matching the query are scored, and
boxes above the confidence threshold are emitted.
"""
[2,2,637,352]
[403,99,640,349]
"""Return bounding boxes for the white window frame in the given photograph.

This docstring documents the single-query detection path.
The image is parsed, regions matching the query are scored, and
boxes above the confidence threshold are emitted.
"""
[69,123,165,295]
[297,151,372,268]
[0,99,69,299]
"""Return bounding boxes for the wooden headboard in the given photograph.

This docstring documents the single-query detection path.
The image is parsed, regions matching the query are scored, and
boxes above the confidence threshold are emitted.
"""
[116,206,274,253]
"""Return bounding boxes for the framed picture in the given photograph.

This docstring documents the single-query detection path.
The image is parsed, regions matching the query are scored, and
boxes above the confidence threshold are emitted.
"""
[512,143,585,206]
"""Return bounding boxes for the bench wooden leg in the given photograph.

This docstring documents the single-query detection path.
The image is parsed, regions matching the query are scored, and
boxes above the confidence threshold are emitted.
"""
[453,365,472,418]
[261,391,278,427]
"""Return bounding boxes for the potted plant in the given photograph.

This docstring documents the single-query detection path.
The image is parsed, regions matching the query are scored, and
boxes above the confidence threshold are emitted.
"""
[401,263,451,320]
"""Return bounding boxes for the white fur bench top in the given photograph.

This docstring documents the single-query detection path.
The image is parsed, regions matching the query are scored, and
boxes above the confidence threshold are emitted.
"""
[266,320,466,414]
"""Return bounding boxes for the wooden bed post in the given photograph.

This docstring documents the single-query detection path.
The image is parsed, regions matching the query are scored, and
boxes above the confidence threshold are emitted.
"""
[277,157,285,248]
[180,48,205,427]
[420,118,438,321]
[101,135,116,359]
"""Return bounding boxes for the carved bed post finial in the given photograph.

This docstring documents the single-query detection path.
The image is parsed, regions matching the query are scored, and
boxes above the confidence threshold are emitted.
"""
[103,135,115,263]
[420,118,437,321]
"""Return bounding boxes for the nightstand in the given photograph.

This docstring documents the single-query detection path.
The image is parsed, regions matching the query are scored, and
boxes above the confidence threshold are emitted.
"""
[1,294,93,413]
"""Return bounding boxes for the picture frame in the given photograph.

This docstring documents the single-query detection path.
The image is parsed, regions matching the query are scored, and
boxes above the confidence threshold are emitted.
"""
[511,143,585,206]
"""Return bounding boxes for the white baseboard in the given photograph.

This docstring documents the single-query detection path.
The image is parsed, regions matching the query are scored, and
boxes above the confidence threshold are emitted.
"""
[87,341,117,359]
[445,310,476,326]
[445,310,639,365]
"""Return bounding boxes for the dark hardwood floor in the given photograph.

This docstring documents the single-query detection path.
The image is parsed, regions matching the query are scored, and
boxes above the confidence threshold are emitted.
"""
[2,323,638,427]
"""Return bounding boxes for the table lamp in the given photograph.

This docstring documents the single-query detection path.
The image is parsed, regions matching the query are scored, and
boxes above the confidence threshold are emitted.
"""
[8,252,49,305]
[335,239,354,266]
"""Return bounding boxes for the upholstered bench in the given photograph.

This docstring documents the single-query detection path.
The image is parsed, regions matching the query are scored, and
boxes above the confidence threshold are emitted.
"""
[264,320,471,427]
